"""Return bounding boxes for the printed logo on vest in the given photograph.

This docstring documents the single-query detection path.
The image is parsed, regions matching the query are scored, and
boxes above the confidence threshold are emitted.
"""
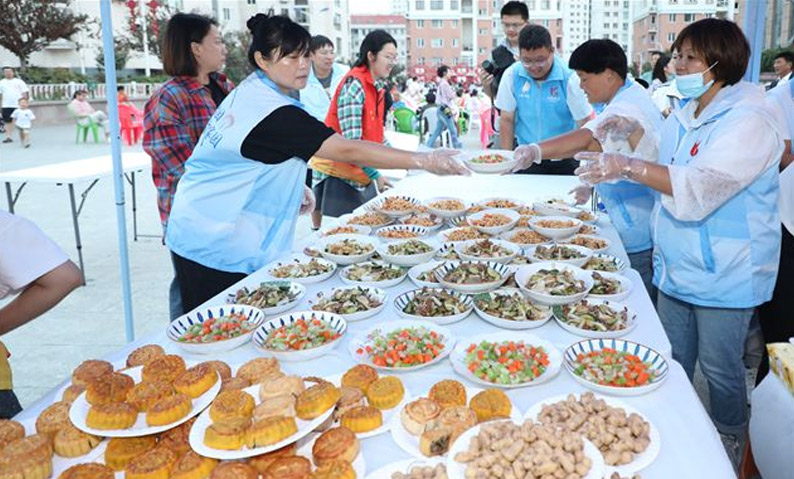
[690,141,699,157]
[548,86,560,101]
[521,81,531,94]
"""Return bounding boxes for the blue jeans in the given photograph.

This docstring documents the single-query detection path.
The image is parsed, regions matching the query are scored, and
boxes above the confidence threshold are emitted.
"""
[425,108,462,149]
[628,249,656,307]
[657,291,753,435]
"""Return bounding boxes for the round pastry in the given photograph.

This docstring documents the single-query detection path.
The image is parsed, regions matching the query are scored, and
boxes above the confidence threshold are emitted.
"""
[210,462,259,479]
[127,380,175,412]
[334,387,366,420]
[312,460,357,479]
[253,394,296,421]
[125,446,177,479]
[365,376,405,410]
[401,397,442,436]
[142,354,187,384]
[220,376,251,392]
[53,424,101,458]
[198,360,232,380]
[174,364,218,399]
[157,418,196,455]
[259,375,305,401]
[104,436,157,471]
[85,402,138,430]
[419,426,454,457]
[170,450,219,479]
[58,463,115,479]
[246,415,298,448]
[261,456,312,479]
[85,371,135,406]
[340,364,378,392]
[35,400,72,438]
[311,426,359,467]
[71,359,113,388]
[203,416,250,450]
[0,420,24,450]
[469,388,511,423]
[0,459,52,479]
[209,390,255,423]
[296,383,341,420]
[429,379,467,409]
[0,434,53,479]
[126,344,166,368]
[146,393,192,426]
[432,406,478,438]
[61,384,85,404]
[246,444,297,474]
[236,357,281,385]
[340,405,382,433]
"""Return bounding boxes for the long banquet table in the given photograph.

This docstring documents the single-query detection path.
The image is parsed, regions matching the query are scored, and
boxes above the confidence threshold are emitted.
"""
[16,174,737,479]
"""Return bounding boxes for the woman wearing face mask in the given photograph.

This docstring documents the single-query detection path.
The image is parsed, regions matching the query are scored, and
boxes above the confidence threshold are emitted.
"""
[165,15,467,312]
[575,19,783,449]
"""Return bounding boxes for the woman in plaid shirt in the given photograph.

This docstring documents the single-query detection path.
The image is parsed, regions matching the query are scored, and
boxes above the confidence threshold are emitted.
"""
[143,13,234,319]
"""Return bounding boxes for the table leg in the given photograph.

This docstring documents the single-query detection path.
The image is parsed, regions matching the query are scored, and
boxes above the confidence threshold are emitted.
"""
[131,172,138,241]
[67,184,87,285]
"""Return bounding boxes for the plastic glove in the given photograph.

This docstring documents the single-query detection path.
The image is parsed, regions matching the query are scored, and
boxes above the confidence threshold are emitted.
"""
[574,151,648,185]
[569,184,592,205]
[414,149,471,176]
[505,143,542,174]
[299,185,316,215]
[593,114,643,143]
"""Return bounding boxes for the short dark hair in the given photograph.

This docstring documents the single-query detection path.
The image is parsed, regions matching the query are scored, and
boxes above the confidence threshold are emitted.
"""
[162,13,218,77]
[72,90,87,99]
[568,39,628,80]
[518,24,552,52]
[247,14,311,67]
[425,92,436,103]
[652,53,672,83]
[671,18,749,86]
[437,65,449,77]
[355,30,397,68]
[311,35,333,53]
[774,50,794,64]
[2,66,12,71]
[117,86,125,92]
[501,1,529,20]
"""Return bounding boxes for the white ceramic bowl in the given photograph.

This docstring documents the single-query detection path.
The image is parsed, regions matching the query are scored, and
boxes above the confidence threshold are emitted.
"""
[455,238,521,264]
[226,280,305,316]
[348,320,456,372]
[252,311,347,361]
[533,198,582,217]
[561,234,611,253]
[434,242,462,261]
[434,261,510,293]
[575,209,601,224]
[266,254,337,284]
[440,226,490,243]
[473,288,554,330]
[587,270,633,301]
[308,285,387,322]
[375,224,429,241]
[582,253,628,274]
[423,196,469,218]
[338,212,394,228]
[459,149,518,174]
[466,208,521,235]
[376,238,439,267]
[514,261,594,305]
[167,304,265,354]
[319,224,371,237]
[476,196,525,210]
[498,228,552,248]
[370,195,422,217]
[525,243,593,267]
[529,215,583,239]
[552,298,638,338]
[407,260,454,288]
[339,261,408,288]
[393,287,474,325]
[398,213,445,231]
[316,233,379,265]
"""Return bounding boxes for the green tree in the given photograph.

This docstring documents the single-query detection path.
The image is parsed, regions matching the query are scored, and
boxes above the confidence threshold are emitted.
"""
[125,2,171,58]
[95,37,133,79]
[223,31,253,84]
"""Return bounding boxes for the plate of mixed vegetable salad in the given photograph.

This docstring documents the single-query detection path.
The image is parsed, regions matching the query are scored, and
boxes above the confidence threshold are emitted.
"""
[564,339,669,396]
[167,304,265,354]
[553,299,637,338]
[229,280,305,315]
[349,320,455,372]
[340,261,408,288]
[309,286,387,321]
[459,149,518,174]
[450,332,562,388]
[252,311,346,361]
[473,288,553,329]
[394,287,474,324]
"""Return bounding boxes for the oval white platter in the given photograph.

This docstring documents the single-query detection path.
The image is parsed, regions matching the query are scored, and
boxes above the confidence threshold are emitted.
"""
[472,288,554,330]
[225,279,306,316]
[308,285,388,322]
[348,320,456,373]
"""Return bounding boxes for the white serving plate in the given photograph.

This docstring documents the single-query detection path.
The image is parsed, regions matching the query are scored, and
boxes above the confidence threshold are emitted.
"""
[70,366,221,438]
[408,260,455,288]
[455,238,521,264]
[252,311,347,361]
[296,431,368,475]
[339,261,408,289]
[394,288,474,325]
[440,226,490,243]
[167,304,265,355]
[466,208,520,235]
[308,286,387,322]
[446,420,605,479]
[377,238,440,267]
[476,197,525,210]
[266,254,337,284]
[423,196,470,218]
[515,262,594,306]
[399,213,445,231]
[498,228,552,248]
[370,195,422,218]
[561,234,612,253]
[528,215,583,239]
[319,224,371,237]
[564,338,669,396]
[375,224,429,241]
[364,458,445,479]
[582,253,628,274]
[525,243,593,267]
[449,331,563,389]
[340,212,394,228]
[459,149,518,174]
[316,234,378,266]
[348,320,456,372]
[325,373,411,439]
[533,198,582,217]
[226,280,306,316]
[472,288,553,330]
[552,299,638,339]
[587,270,633,302]
[188,379,336,460]
[434,261,510,294]
[524,393,661,477]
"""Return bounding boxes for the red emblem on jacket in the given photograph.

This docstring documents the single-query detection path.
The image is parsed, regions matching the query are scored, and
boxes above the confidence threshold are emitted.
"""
[690,141,700,156]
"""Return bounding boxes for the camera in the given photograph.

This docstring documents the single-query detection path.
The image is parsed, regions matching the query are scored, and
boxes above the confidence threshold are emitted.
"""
[481,45,516,95]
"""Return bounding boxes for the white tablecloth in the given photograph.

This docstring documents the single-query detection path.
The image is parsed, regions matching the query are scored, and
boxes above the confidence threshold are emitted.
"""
[750,373,794,479]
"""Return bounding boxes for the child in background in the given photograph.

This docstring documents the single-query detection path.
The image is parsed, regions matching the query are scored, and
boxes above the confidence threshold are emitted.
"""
[10,98,34,148]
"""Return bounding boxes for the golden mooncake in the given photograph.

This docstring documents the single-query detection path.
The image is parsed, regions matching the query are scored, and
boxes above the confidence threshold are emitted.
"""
[220,376,251,392]
[209,390,255,423]
[35,401,72,438]
[170,450,218,479]
[335,387,366,420]
[125,446,177,479]
[126,380,175,412]
[429,379,467,409]
[157,418,196,455]
[58,463,115,479]
[340,405,382,433]
[246,415,298,448]
[85,402,137,430]
[203,417,250,450]
[85,371,135,406]
[401,397,442,436]
[142,354,187,384]
[104,436,157,471]
[236,358,281,385]
[198,360,232,380]
[312,426,359,467]
[262,456,312,479]
[61,384,85,404]
[53,424,101,458]
[71,359,113,388]
[211,462,259,479]
[365,376,404,410]
[432,406,477,440]
[341,364,378,392]
[0,420,24,450]
[174,364,218,399]
[246,444,297,474]
[469,388,511,423]
[146,393,192,427]
[253,394,296,421]
[0,434,53,479]
[259,375,305,401]
[126,344,166,368]
[312,460,357,479]
[419,426,454,457]
[296,383,341,420]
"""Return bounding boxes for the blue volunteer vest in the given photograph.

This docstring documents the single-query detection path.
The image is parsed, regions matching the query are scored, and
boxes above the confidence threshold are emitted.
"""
[511,57,577,145]
[166,71,307,274]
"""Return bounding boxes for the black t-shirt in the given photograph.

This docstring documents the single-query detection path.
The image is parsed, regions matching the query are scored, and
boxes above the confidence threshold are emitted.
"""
[205,78,227,107]
[240,105,336,164]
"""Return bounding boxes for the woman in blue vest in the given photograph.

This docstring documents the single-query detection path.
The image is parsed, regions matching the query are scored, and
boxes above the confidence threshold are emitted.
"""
[165,14,468,313]
[576,19,783,445]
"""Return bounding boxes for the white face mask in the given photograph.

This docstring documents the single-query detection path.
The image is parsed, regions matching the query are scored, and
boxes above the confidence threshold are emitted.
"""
[674,61,718,99]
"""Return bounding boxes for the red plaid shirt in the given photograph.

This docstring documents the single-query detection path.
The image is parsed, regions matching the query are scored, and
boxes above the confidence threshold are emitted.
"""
[143,73,234,229]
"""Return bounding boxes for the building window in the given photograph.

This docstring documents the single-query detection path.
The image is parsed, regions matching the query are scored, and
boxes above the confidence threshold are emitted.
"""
[247,0,255,4]
[453,19,458,27]
[669,13,676,22]
[432,38,444,47]
[416,19,424,27]
[417,38,425,47]
[430,0,443,10]
[479,28,487,35]
[433,57,442,65]
[451,0,459,8]
[416,0,425,9]
[452,57,459,65]
[418,56,425,65]
[478,47,486,53]
[667,32,675,42]
[541,0,550,9]
[542,19,549,27]
[528,0,536,8]
[684,13,695,22]
[432,19,443,28]
[222,7,230,20]
[452,38,459,46]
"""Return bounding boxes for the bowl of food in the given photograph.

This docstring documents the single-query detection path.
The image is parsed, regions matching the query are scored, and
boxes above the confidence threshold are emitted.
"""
[394,287,474,324]
[319,224,371,237]
[435,242,461,261]
[561,234,611,253]
[582,253,627,273]
[371,195,421,217]
[473,288,553,330]
[528,215,583,239]
[552,299,637,338]
[375,224,429,241]
[399,213,445,231]
[588,271,633,301]
[576,209,600,224]
[515,262,593,305]
[408,260,454,288]
[423,197,469,218]
[476,197,524,210]
[228,280,305,315]
[434,261,510,293]
[526,244,593,267]
[455,238,520,264]
[459,149,518,174]
[252,311,346,361]
[467,208,521,235]
[266,255,337,284]
[376,238,439,267]
[309,285,387,322]
[441,226,490,243]
[578,223,600,235]
[533,197,582,217]
[499,228,551,248]
[316,233,378,265]
[340,261,408,288]
[349,320,455,372]
[341,211,393,228]
[168,304,265,354]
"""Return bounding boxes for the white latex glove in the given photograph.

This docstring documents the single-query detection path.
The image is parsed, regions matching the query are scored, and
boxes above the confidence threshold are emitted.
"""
[569,184,592,205]
[506,143,542,173]
[574,151,648,185]
[413,149,471,176]
[376,175,393,192]
[593,114,643,143]
[299,185,316,215]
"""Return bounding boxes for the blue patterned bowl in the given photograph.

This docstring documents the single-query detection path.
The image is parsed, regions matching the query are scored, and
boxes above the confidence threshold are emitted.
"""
[252,311,347,362]
[167,304,265,355]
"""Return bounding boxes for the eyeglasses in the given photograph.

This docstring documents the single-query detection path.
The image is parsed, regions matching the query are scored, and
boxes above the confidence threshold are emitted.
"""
[379,54,398,64]
[520,56,551,68]
[502,21,526,30]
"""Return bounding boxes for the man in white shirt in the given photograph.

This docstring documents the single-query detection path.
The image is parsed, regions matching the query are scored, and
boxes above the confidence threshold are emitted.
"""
[0,67,30,144]
[771,51,794,90]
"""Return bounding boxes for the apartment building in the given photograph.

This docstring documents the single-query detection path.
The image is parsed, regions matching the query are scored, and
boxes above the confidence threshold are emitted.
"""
[589,0,633,61]
[350,15,408,64]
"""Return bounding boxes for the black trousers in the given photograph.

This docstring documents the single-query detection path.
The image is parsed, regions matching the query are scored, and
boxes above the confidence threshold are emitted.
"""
[171,252,247,315]
[313,177,377,218]
[0,390,22,419]
[515,158,579,176]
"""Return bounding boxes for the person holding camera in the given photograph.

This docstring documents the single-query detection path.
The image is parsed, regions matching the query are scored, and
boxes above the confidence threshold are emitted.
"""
[496,24,593,175]
[425,65,463,149]
[480,1,528,100]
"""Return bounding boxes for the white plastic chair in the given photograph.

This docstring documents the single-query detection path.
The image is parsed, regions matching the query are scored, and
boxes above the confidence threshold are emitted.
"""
[420,105,451,148]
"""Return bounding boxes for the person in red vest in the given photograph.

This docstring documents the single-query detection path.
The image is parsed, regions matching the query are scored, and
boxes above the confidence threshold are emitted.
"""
[310,30,397,226]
